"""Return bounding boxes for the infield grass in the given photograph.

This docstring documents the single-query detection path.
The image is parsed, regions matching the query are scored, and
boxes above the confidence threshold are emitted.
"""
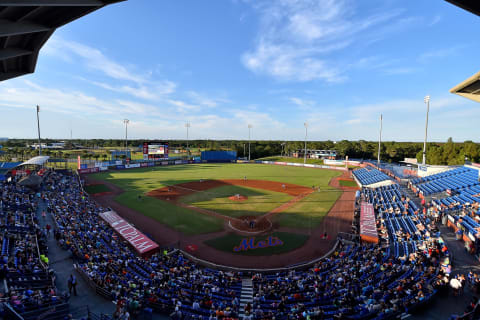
[91,163,342,234]
[181,185,292,218]
[339,180,358,187]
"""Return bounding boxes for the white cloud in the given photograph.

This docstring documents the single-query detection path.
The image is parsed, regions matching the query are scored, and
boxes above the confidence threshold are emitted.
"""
[242,0,407,82]
[44,37,144,83]
[418,46,463,63]
[42,36,177,101]
[428,15,442,27]
[289,97,316,110]
[186,91,230,108]
[91,80,176,100]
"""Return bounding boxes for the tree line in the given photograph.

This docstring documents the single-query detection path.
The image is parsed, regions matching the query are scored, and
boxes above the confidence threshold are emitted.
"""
[1,138,479,165]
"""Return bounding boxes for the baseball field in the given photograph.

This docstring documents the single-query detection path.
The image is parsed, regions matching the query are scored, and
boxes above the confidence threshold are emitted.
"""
[85,163,356,264]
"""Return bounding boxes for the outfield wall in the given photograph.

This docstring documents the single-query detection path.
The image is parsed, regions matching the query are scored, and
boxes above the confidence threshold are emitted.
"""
[255,160,348,171]
[77,159,348,175]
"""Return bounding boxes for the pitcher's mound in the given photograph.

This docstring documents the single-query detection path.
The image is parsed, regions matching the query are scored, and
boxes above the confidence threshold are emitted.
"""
[229,215,272,233]
[229,194,248,201]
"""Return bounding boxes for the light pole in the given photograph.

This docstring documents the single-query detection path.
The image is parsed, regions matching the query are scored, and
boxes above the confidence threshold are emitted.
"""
[378,114,382,166]
[185,122,191,158]
[123,119,129,157]
[36,105,41,156]
[304,122,308,164]
[422,95,430,166]
[248,124,252,161]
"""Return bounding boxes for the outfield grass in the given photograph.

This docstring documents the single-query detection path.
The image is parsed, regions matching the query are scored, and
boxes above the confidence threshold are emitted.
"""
[181,185,292,218]
[84,184,111,194]
[91,164,342,234]
[339,180,358,187]
[204,232,309,255]
[272,189,341,228]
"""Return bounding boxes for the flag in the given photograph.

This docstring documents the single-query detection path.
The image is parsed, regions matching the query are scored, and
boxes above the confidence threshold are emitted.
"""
[36,105,40,112]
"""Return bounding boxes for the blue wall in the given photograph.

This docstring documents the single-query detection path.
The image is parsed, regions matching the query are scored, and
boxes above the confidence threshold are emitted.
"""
[201,151,237,162]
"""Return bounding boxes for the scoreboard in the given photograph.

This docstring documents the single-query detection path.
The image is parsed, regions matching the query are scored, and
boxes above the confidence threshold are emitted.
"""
[143,142,169,160]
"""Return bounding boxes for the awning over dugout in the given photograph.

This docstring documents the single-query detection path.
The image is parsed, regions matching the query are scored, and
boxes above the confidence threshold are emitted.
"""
[450,70,480,103]
[20,155,49,166]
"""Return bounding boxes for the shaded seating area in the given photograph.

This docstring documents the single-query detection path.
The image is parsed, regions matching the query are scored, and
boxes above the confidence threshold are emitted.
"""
[353,168,392,186]
[410,167,480,197]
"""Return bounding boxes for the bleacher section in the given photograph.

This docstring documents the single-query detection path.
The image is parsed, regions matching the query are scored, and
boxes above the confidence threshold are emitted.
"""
[0,177,69,320]
[353,168,392,186]
[0,166,460,319]
[410,167,480,197]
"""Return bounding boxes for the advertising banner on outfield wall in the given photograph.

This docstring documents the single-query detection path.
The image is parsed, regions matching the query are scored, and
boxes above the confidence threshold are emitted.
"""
[78,167,100,174]
[125,163,141,169]
[99,211,159,257]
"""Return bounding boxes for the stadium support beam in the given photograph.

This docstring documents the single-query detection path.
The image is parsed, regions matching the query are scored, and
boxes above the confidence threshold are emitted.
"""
[2,0,104,6]
[0,48,33,60]
[0,20,51,37]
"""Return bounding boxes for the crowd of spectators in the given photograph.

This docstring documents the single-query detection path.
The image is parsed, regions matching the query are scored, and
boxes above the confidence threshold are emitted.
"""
[1,167,472,319]
[42,171,243,319]
[0,175,67,319]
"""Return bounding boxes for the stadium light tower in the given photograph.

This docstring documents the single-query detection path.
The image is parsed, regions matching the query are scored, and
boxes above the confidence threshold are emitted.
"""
[248,124,253,161]
[304,122,308,164]
[123,119,129,154]
[422,95,430,165]
[378,114,382,166]
[185,122,191,157]
[36,105,41,156]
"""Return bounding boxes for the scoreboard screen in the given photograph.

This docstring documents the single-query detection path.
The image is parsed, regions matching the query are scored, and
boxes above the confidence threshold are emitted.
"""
[143,142,169,160]
[148,145,166,155]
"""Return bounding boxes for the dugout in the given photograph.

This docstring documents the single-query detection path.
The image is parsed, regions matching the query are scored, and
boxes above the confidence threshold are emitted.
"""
[201,151,237,163]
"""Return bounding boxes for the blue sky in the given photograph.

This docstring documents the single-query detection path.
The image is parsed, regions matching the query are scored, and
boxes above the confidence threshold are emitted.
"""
[1,0,479,142]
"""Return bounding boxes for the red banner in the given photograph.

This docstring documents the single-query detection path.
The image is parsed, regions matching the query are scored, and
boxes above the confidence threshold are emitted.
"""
[78,167,99,174]
[99,211,159,257]
[360,202,378,244]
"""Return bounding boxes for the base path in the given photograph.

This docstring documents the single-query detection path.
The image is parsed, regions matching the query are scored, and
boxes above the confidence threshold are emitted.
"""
[83,171,356,268]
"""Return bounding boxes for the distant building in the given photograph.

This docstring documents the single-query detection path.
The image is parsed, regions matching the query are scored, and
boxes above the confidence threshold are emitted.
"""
[0,138,8,142]
[292,149,337,160]
[30,142,65,150]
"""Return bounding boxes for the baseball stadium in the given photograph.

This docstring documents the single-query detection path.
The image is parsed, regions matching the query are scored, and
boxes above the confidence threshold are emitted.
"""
[1,1,480,320]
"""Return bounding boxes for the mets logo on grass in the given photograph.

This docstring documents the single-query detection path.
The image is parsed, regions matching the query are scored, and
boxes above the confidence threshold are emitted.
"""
[233,236,283,252]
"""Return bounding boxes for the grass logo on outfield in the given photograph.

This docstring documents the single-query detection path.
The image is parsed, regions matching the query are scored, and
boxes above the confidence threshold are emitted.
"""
[233,236,283,252]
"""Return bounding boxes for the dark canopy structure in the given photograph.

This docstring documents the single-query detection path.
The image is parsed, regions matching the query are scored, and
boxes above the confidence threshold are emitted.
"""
[445,0,480,17]
[445,0,480,102]
[0,0,125,82]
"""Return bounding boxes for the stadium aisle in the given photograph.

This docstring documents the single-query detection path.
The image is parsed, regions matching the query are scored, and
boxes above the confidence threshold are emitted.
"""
[410,225,480,319]
[36,199,116,316]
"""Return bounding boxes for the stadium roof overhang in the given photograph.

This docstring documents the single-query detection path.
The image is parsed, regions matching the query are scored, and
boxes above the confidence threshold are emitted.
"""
[20,155,49,166]
[445,1,480,103]
[450,70,480,103]
[0,0,125,82]
[445,0,480,17]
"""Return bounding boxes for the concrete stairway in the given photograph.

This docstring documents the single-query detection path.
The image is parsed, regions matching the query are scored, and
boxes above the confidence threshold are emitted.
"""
[238,277,254,319]
[399,183,422,208]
